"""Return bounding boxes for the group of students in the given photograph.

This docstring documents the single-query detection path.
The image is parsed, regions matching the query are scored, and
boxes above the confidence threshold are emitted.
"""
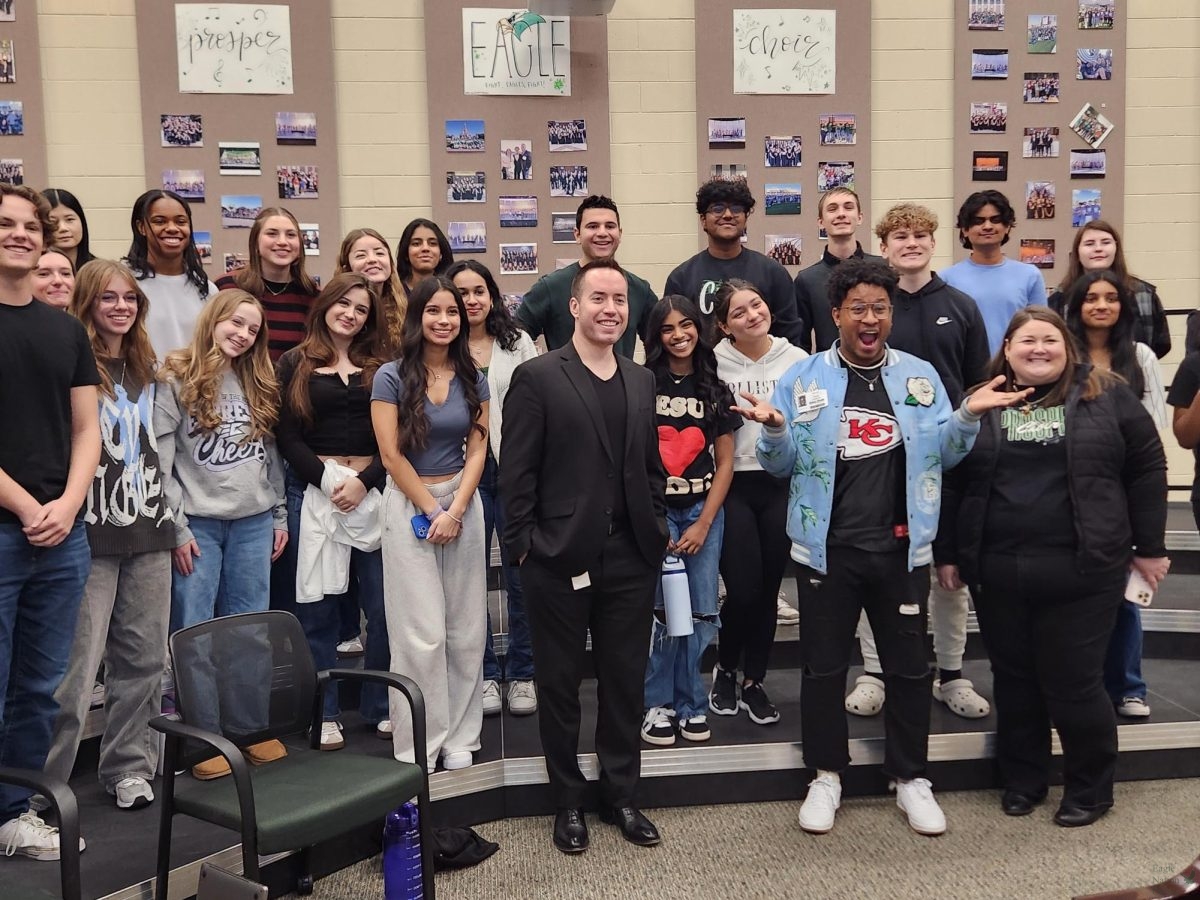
[0,172,1189,862]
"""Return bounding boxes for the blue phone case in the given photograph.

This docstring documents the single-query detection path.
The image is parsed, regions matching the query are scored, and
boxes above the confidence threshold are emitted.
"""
[411,514,431,539]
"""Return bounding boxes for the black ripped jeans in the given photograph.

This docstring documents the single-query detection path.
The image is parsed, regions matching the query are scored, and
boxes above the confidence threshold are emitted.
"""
[796,546,933,780]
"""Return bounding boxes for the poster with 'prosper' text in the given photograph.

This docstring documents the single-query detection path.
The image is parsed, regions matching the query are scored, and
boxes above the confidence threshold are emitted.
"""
[175,4,294,94]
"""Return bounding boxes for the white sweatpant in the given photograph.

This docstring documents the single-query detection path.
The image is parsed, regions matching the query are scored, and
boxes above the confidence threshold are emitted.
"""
[858,577,970,675]
[381,473,487,767]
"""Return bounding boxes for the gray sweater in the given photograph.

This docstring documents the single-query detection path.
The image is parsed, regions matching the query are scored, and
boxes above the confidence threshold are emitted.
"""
[154,371,286,545]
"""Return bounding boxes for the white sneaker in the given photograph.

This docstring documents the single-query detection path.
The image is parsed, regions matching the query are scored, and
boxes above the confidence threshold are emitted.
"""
[109,776,154,810]
[894,777,946,836]
[319,721,345,751]
[482,680,502,716]
[336,637,364,657]
[776,593,800,626]
[0,811,87,860]
[375,719,393,740]
[1117,696,1151,718]
[507,680,538,715]
[442,750,473,770]
[798,773,841,834]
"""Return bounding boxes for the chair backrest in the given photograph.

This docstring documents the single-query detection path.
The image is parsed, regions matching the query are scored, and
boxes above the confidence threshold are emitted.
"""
[168,611,317,765]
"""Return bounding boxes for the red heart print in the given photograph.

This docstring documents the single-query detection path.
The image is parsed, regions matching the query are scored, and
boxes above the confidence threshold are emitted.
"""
[658,426,706,477]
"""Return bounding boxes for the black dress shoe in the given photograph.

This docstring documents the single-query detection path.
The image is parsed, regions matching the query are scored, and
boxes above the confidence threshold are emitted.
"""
[553,808,589,853]
[1054,804,1109,828]
[1001,790,1045,816]
[598,805,661,846]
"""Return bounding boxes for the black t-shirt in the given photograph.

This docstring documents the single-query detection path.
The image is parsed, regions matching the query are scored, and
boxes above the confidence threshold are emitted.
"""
[588,366,628,523]
[1167,352,1200,502]
[828,364,906,551]
[982,388,1075,553]
[0,300,101,525]
[654,370,740,509]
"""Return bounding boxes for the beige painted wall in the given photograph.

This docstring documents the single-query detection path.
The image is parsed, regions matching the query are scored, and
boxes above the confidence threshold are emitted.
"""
[35,0,1200,479]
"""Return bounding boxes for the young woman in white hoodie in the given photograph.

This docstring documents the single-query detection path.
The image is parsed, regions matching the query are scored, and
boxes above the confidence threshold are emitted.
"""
[710,279,807,726]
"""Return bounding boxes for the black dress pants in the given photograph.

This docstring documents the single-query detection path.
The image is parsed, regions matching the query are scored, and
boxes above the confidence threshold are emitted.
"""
[522,530,657,810]
[975,553,1124,811]
[796,546,933,780]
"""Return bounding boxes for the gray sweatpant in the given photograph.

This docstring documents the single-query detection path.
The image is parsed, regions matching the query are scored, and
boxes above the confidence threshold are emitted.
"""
[381,473,486,768]
[44,551,172,790]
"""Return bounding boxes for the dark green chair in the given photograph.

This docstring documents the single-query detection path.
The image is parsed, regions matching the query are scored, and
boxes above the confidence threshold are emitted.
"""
[150,611,433,898]
[0,767,81,900]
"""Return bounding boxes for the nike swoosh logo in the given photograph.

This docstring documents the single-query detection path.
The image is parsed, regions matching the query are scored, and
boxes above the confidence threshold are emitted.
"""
[935,317,953,325]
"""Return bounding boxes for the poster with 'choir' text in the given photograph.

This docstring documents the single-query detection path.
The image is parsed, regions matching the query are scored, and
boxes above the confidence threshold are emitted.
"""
[733,8,835,95]
[462,8,571,96]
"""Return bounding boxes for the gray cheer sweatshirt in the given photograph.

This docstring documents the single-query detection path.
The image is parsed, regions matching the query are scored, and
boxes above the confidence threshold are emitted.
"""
[154,371,287,545]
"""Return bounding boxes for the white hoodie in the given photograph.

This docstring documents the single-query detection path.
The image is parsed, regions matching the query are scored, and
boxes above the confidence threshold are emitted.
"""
[715,336,808,472]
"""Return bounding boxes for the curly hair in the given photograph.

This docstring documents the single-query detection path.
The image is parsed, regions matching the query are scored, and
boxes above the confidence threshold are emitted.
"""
[826,258,898,309]
[161,289,279,440]
[874,203,939,242]
[695,177,756,216]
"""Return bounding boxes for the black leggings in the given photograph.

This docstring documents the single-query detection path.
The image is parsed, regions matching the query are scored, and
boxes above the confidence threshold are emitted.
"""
[975,553,1124,810]
[717,470,791,683]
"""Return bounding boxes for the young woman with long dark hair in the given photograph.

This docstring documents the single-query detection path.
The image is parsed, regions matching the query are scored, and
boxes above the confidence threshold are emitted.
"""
[397,218,454,297]
[371,275,489,772]
[639,295,737,746]
[41,187,96,269]
[447,259,538,717]
[277,272,390,748]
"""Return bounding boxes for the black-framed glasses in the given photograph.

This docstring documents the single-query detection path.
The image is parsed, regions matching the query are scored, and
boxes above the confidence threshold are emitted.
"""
[706,203,746,217]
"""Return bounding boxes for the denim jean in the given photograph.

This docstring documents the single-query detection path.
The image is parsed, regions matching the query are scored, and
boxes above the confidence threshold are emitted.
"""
[479,453,533,682]
[0,522,91,820]
[169,511,273,737]
[287,477,389,722]
[644,502,723,720]
[1102,600,1147,702]
[268,466,303,617]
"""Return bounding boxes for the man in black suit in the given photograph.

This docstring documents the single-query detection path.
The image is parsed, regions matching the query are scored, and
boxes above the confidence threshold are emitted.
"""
[501,258,669,854]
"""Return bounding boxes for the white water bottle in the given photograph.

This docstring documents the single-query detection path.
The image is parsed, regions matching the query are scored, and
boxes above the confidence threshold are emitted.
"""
[661,555,694,637]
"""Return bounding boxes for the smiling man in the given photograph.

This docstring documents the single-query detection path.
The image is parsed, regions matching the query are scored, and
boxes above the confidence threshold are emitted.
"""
[664,178,804,347]
[502,258,669,855]
[794,187,885,352]
[843,204,993,723]
[941,190,1045,354]
[516,195,656,358]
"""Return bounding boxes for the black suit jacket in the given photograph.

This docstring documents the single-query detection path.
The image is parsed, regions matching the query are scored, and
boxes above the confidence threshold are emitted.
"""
[499,340,668,578]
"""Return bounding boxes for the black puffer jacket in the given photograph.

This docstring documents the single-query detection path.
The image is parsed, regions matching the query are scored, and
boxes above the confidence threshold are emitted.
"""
[937,365,1167,583]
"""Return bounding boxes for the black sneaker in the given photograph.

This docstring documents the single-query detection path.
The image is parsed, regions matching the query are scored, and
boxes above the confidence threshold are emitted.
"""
[708,666,739,716]
[739,682,781,725]
[678,715,711,742]
[640,707,677,746]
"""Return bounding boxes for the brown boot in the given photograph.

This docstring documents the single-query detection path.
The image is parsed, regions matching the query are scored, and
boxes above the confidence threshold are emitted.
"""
[192,755,232,780]
[244,739,288,765]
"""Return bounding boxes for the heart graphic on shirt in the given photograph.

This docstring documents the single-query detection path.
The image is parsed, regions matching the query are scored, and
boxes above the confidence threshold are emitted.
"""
[658,426,706,477]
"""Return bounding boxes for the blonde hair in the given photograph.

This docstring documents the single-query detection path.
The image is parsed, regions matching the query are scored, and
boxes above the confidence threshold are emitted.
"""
[874,203,939,242]
[68,259,157,398]
[161,289,279,439]
[335,227,406,355]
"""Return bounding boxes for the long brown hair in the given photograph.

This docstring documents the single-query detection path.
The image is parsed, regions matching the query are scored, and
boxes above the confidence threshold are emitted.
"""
[283,272,384,426]
[68,259,157,398]
[232,207,319,298]
[335,227,406,355]
[981,306,1115,406]
[161,289,279,439]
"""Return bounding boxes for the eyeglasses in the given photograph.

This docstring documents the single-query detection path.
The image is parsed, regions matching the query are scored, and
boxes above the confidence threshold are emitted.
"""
[706,203,746,217]
[969,215,1006,226]
[98,292,139,307]
[839,303,892,320]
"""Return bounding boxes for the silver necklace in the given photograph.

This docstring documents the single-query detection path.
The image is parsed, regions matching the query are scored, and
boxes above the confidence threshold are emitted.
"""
[837,349,885,391]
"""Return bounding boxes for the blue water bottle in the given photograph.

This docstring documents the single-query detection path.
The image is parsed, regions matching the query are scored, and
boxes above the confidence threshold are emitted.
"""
[382,801,423,899]
[661,554,694,637]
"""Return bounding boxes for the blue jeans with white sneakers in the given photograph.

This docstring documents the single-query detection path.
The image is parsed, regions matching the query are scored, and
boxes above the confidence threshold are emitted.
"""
[644,501,723,721]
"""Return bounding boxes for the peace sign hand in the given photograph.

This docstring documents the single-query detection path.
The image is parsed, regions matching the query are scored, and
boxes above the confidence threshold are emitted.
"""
[731,391,785,428]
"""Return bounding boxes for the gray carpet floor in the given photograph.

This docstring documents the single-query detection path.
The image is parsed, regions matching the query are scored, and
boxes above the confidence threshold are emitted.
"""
[286,779,1200,899]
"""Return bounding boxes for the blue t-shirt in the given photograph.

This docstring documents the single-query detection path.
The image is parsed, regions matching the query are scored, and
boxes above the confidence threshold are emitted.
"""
[371,362,489,476]
[941,257,1046,355]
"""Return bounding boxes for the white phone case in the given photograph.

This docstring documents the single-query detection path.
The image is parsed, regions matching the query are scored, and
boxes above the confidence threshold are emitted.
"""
[1125,569,1155,607]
